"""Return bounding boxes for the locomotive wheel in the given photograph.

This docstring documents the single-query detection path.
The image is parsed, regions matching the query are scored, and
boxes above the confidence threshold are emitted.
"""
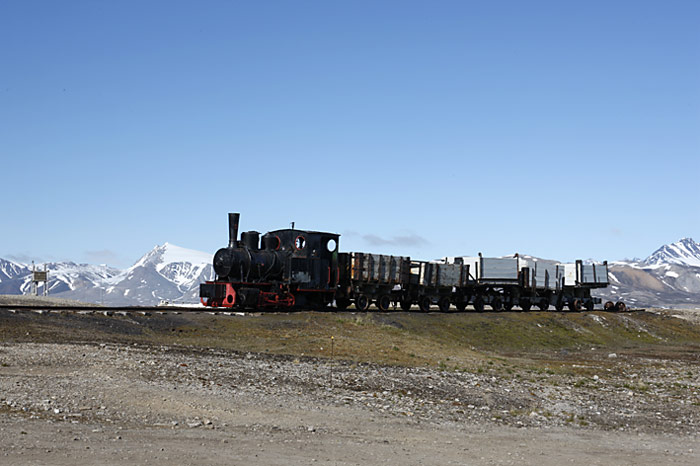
[418,296,432,312]
[473,296,485,312]
[519,300,532,312]
[400,300,413,311]
[377,295,391,312]
[438,296,451,312]
[355,294,370,312]
[569,299,582,312]
[491,297,503,311]
[585,300,594,311]
[615,301,627,312]
[455,301,467,312]
[538,300,549,311]
[604,301,615,311]
[335,298,351,310]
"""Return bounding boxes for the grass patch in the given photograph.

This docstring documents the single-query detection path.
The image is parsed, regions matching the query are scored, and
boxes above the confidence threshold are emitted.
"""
[2,309,700,370]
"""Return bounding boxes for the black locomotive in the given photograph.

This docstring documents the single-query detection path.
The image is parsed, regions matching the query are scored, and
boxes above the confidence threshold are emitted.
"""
[200,213,339,309]
[200,213,624,312]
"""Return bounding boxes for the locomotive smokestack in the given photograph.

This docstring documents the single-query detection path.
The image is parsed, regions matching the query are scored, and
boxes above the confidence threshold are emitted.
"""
[228,213,240,248]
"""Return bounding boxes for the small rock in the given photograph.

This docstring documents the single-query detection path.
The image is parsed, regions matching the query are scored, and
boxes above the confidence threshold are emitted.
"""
[608,353,617,358]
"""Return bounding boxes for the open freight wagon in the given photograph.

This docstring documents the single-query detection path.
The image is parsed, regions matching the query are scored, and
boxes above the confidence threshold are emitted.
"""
[339,250,612,311]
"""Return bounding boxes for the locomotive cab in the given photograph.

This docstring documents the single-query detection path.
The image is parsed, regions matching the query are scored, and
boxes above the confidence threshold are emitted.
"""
[264,228,339,289]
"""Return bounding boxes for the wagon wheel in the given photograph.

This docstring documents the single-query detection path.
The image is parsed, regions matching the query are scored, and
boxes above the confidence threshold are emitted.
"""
[555,301,565,312]
[569,299,582,312]
[438,296,451,312]
[503,300,513,312]
[355,294,370,312]
[615,301,627,312]
[418,296,432,312]
[604,301,615,311]
[400,300,413,311]
[538,300,549,311]
[585,300,594,312]
[335,298,350,310]
[519,299,532,312]
[491,297,503,311]
[473,296,485,312]
[455,301,467,312]
[377,294,391,312]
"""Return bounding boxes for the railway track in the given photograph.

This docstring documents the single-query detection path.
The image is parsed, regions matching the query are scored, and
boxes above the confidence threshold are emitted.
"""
[0,304,215,314]
[0,303,640,315]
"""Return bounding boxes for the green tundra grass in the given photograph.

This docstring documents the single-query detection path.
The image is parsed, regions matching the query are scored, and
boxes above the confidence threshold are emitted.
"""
[2,308,699,371]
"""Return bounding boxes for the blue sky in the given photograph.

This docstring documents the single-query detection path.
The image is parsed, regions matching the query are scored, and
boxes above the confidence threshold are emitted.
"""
[1,0,698,267]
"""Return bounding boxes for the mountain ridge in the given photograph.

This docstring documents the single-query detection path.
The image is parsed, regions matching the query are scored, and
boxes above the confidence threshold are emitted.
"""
[0,243,213,305]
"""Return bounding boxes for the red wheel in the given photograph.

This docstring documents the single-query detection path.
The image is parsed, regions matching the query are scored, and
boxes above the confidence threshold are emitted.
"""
[569,299,582,312]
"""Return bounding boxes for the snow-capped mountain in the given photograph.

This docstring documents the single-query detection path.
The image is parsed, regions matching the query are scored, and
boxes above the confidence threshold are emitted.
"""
[101,243,214,305]
[595,238,700,309]
[0,259,30,294]
[643,238,700,268]
[0,243,213,306]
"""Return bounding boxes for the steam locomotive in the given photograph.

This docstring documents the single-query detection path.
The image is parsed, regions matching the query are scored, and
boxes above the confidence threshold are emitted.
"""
[200,213,624,312]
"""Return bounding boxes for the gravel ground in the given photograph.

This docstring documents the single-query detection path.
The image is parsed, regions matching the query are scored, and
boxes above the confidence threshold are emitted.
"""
[1,339,698,465]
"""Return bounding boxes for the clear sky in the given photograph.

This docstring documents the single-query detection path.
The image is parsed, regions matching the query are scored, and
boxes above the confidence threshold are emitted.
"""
[1,0,698,267]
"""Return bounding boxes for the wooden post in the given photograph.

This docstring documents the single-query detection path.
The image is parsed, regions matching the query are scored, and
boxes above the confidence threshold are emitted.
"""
[330,336,334,389]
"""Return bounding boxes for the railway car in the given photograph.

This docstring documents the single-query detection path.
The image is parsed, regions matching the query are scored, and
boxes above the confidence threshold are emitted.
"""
[200,213,624,312]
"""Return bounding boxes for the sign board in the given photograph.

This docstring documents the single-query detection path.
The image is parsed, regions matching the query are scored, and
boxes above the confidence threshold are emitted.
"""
[32,271,47,281]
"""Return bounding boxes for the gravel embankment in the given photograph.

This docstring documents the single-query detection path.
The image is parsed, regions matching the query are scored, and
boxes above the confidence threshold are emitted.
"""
[1,342,697,433]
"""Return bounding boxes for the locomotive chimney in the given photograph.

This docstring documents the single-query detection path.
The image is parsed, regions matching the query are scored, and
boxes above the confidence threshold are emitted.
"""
[228,212,240,248]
